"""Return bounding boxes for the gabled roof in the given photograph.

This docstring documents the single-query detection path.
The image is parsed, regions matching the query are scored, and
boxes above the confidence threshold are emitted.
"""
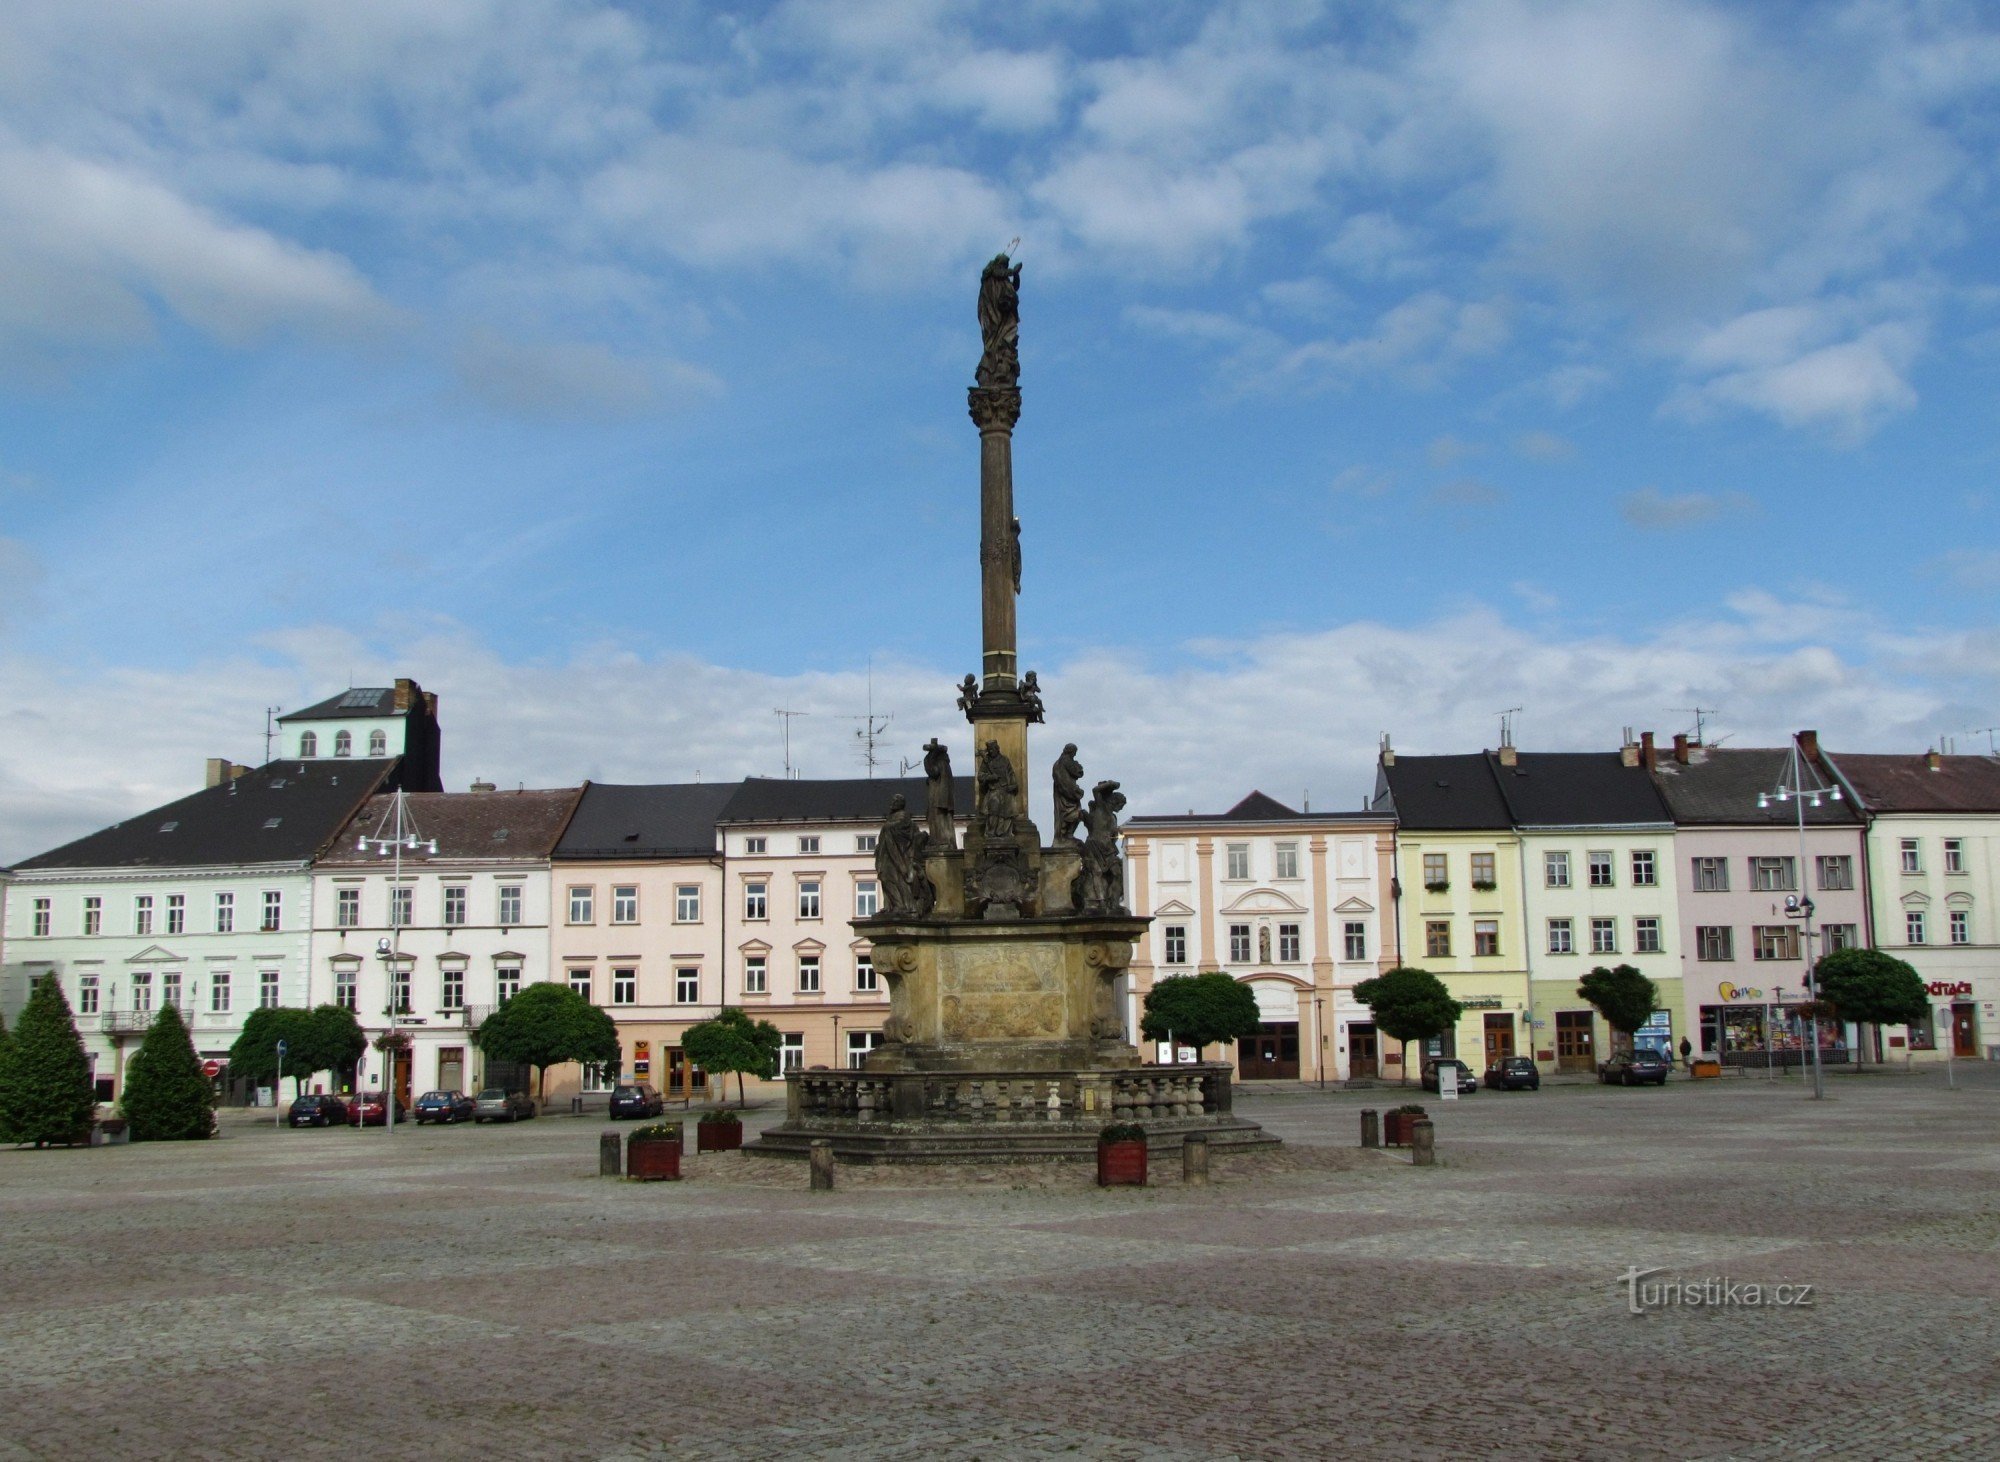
[319,787,584,865]
[556,782,739,859]
[1488,752,1672,827]
[16,760,398,871]
[1377,754,1513,830]
[717,776,972,825]
[1128,788,1388,826]
[1828,753,2000,814]
[278,688,402,722]
[1649,747,1861,827]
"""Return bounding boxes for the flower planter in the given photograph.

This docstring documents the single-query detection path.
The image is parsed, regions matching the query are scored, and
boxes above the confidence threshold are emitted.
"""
[627,1136,683,1181]
[696,1120,743,1153]
[1383,1111,1426,1147]
[1096,1138,1148,1187]
[1690,1059,1722,1080]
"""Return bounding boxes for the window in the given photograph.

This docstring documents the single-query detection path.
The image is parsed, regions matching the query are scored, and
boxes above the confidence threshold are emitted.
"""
[798,836,820,854]
[134,895,153,936]
[1164,925,1187,964]
[368,729,387,756]
[1544,851,1570,888]
[83,896,102,935]
[855,955,877,992]
[442,969,465,1010]
[333,730,352,757]
[1900,838,1921,873]
[1816,855,1854,891]
[133,972,153,1011]
[389,887,412,928]
[78,974,100,1015]
[568,886,593,924]
[614,968,638,1005]
[1275,842,1299,879]
[1634,917,1662,954]
[428,885,461,928]
[1424,853,1448,889]
[1906,909,1927,944]
[1945,839,1965,874]
[744,882,768,920]
[335,967,356,1011]
[1547,918,1574,954]
[1471,852,1496,887]
[779,1034,805,1073]
[798,881,821,919]
[855,880,879,918]
[1591,917,1617,954]
[669,968,695,1004]
[1426,921,1452,958]
[1344,922,1367,961]
[392,968,411,1015]
[496,966,521,1003]
[1588,851,1614,888]
[1751,856,1796,892]
[1474,920,1500,957]
[1949,909,1969,945]
[1225,844,1250,880]
[743,955,768,994]
[745,836,767,854]
[1823,923,1859,952]
[299,731,318,757]
[618,886,644,924]
[1278,924,1300,962]
[856,834,878,854]
[162,970,182,1011]
[568,968,592,999]
[1631,850,1657,886]
[210,971,231,1012]
[1228,924,1251,962]
[1752,925,1800,961]
[262,890,282,932]
[847,1031,883,1068]
[798,955,821,993]
[1692,857,1729,892]
[167,894,185,934]
[260,969,280,1008]
[336,888,360,928]
[1697,926,1734,961]
[31,898,50,936]
[214,892,233,933]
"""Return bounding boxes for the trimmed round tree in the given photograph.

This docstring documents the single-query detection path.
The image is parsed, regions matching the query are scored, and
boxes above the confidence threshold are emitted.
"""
[0,974,97,1147]
[1353,966,1464,1086]
[120,1003,215,1141]
[1139,972,1263,1062]
[682,1007,783,1106]
[1815,947,1929,1069]
[227,1007,307,1097]
[472,981,618,1102]
[307,1005,367,1091]
[1577,964,1661,1055]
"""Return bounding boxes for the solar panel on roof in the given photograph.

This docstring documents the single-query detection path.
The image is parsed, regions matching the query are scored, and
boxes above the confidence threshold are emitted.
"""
[338,689,381,709]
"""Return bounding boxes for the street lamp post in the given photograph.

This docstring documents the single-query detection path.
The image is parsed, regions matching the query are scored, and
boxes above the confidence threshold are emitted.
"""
[1756,736,1840,1101]
[356,788,436,1136]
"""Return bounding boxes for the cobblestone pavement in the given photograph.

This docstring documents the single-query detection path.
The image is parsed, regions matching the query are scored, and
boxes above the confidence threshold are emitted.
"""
[2,1066,1996,1460]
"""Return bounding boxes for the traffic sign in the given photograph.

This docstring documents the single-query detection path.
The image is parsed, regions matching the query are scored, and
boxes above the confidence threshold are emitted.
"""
[276,1039,289,1056]
[201,1059,225,1079]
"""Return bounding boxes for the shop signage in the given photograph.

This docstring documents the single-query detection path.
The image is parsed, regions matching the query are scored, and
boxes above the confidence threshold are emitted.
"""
[634,1041,651,1058]
[1717,983,1765,1002]
[1926,981,1973,998]
[1461,997,1504,1010]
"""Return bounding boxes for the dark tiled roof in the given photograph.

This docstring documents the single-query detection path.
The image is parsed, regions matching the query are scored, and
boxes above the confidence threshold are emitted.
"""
[319,787,583,865]
[1829,753,2000,813]
[16,760,398,871]
[717,776,972,824]
[556,783,739,859]
[278,688,400,722]
[1377,755,1514,830]
[1649,747,1861,827]
[1130,790,1392,825]
[1488,752,1672,827]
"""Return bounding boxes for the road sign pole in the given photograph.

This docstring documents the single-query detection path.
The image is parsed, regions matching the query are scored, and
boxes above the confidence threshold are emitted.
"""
[275,1039,289,1129]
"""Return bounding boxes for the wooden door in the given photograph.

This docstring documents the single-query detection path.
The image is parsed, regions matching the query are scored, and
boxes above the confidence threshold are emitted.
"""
[1555,1011,1595,1072]
[1240,1022,1299,1079]
[1483,1015,1515,1067]
[664,1047,707,1098]
[1952,1003,1978,1058]
[1349,1024,1379,1079]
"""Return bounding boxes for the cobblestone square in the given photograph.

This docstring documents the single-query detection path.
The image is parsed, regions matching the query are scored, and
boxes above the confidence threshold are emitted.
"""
[2,1069,1996,1460]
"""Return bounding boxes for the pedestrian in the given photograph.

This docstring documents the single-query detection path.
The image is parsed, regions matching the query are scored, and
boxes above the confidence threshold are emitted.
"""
[1679,1035,1693,1071]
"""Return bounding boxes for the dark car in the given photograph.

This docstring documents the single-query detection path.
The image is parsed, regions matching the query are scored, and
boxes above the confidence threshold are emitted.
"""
[347,1091,410,1126]
[1598,1051,1672,1086]
[1420,1058,1478,1094]
[288,1093,349,1128]
[608,1083,665,1120]
[414,1090,476,1124]
[1484,1055,1542,1091]
[473,1088,536,1123]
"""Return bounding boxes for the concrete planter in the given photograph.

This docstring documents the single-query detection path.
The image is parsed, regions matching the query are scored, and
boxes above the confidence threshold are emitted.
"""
[627,1135,683,1181]
[696,1119,743,1153]
[1096,1138,1147,1187]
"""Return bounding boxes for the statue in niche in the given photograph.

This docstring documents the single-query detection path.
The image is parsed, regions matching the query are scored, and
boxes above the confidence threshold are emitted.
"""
[1019,671,1044,724]
[1073,780,1129,915]
[1259,925,1272,964]
[957,673,979,720]
[1052,743,1085,844]
[976,252,1023,391]
[1010,516,1022,594]
[977,740,1018,841]
[875,794,934,918]
[921,738,957,849]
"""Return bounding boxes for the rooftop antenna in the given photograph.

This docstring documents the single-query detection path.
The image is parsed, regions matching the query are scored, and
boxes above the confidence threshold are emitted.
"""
[850,659,893,778]
[1497,707,1522,748]
[1675,706,1717,745]
[774,707,810,780]
[1966,726,1999,755]
[264,706,282,763]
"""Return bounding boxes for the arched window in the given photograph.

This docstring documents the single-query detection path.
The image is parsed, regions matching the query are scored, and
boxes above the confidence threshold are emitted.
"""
[298,731,318,758]
[368,729,387,756]
[333,730,352,757]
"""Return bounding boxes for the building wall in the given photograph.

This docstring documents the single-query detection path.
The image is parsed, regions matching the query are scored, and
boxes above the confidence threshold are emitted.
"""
[1860,812,2000,1060]
[282,715,402,762]
[1391,828,1529,1076]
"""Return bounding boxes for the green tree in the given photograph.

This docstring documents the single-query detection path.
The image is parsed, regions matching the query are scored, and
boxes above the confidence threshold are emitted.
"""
[0,974,97,1147]
[472,981,618,1101]
[228,1008,308,1095]
[1578,964,1661,1053]
[308,1005,367,1089]
[119,1003,214,1141]
[1815,947,1929,1070]
[1353,966,1464,1086]
[1139,972,1263,1061]
[681,1007,784,1106]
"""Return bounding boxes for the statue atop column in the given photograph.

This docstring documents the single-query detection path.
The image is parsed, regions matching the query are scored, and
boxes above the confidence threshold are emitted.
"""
[922,738,957,849]
[1052,744,1085,843]
[875,794,935,918]
[976,252,1023,391]
[1073,780,1129,915]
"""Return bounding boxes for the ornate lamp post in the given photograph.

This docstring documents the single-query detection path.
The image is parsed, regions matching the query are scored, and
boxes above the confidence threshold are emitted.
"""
[357,788,435,1133]
[1756,736,1841,1101]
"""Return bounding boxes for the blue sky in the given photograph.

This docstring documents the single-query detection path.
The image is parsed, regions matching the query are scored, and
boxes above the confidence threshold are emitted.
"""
[2,0,1999,861]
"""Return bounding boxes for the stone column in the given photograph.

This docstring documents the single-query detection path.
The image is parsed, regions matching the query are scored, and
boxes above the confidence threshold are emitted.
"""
[1195,839,1217,970]
[967,385,1031,820]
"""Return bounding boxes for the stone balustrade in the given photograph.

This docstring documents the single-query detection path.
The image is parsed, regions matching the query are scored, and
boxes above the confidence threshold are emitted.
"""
[786,1063,1236,1128]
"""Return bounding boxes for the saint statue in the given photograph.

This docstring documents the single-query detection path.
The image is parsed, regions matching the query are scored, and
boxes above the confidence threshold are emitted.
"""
[1074,779,1128,915]
[1052,743,1085,843]
[976,252,1023,391]
[977,740,1018,840]
[875,793,934,918]
[922,738,957,848]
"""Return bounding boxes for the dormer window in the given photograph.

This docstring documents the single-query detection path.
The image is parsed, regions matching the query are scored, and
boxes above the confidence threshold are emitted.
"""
[333,731,352,757]
[299,731,318,757]
[368,729,387,756]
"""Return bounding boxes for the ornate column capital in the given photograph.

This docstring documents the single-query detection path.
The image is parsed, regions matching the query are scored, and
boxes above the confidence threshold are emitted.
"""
[968,387,1022,433]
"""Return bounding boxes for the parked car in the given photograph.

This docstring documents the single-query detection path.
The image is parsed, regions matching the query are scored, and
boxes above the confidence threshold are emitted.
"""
[347,1091,410,1126]
[414,1090,476,1124]
[608,1083,665,1120]
[1598,1051,1672,1086]
[288,1094,349,1128]
[1420,1058,1478,1094]
[473,1088,536,1123]
[1484,1056,1542,1091]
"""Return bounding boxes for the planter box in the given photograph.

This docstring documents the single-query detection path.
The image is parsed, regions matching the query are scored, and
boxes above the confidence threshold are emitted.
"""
[1690,1059,1722,1080]
[1383,1112,1425,1147]
[696,1120,743,1153]
[627,1137,683,1181]
[1096,1138,1148,1187]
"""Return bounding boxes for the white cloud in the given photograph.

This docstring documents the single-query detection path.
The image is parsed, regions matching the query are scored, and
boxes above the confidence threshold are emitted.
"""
[1619,486,1755,531]
[452,329,721,421]
[1669,321,1921,438]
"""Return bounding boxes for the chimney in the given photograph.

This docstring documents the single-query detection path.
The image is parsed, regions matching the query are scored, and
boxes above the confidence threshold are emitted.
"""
[1619,726,1639,768]
[1379,732,1395,768]
[1497,744,1518,767]
[1926,749,1942,771]
[393,677,419,712]
[470,778,497,792]
[1640,730,1657,770]
[1673,733,1690,765]
[205,758,250,788]
[1798,729,1821,766]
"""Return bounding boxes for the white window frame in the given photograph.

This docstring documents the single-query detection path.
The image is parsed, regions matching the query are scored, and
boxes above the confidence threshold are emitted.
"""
[78,974,100,1015]
[1343,922,1367,961]
[743,955,768,994]
[1228,924,1251,962]
[1901,839,1922,874]
[389,887,412,928]
[779,1034,805,1073]
[1751,856,1796,893]
[368,729,388,756]
[798,835,820,855]
[83,896,102,936]
[259,969,281,1009]
[744,882,768,920]
[1816,855,1854,891]
[1225,844,1250,880]
[166,894,185,934]
[675,968,699,1004]
[31,898,50,936]
[614,968,638,1006]
[744,836,767,855]
[672,886,699,923]
[133,895,153,936]
[1164,925,1187,964]
[210,971,231,1013]
[1693,857,1728,892]
[798,955,821,993]
[568,886,593,924]
[1590,917,1617,954]
[1696,925,1733,961]
[335,967,357,1011]
[1544,852,1570,889]
[1949,909,1969,945]
[1473,920,1500,957]
[443,886,467,927]
[1634,917,1662,954]
[261,890,282,933]
[855,880,879,918]
[1547,918,1573,955]
[616,885,643,924]
[798,881,821,919]
[1277,923,1300,962]
[1274,842,1299,880]
[498,885,523,926]
[568,968,593,999]
[336,887,360,928]
[1944,839,1964,874]
[442,968,465,1010]
[855,955,877,992]
[1906,909,1927,944]
[1587,851,1614,888]
[1630,850,1657,887]
[496,966,522,1003]
[214,892,233,934]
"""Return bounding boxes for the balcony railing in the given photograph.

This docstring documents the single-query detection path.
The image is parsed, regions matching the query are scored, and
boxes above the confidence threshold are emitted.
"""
[98,1005,196,1035]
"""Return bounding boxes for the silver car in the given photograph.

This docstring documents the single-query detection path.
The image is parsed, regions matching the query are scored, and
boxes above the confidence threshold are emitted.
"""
[472,1088,536,1122]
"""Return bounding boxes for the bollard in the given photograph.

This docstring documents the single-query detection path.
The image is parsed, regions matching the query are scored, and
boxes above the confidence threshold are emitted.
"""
[1410,1118,1435,1167]
[1183,1133,1210,1187]
[599,1130,622,1177]
[809,1139,836,1191]
[1360,1109,1380,1149]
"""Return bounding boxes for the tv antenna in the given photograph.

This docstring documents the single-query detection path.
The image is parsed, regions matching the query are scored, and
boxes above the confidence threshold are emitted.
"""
[1968,726,1999,755]
[1675,706,1718,744]
[773,708,810,779]
[850,660,893,778]
[1496,707,1523,748]
[264,706,282,763]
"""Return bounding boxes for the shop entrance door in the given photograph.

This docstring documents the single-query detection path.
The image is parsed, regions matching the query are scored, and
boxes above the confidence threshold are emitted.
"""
[1555,1011,1595,1072]
[1483,1015,1515,1067]
[1349,1024,1379,1079]
[664,1047,707,1099]
[1952,1002,1978,1059]
[1239,1022,1300,1079]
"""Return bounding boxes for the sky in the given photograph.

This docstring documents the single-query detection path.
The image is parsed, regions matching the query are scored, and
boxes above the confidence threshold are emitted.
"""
[2,0,1999,864]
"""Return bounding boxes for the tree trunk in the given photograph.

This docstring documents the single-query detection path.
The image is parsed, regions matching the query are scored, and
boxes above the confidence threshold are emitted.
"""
[737,1071,746,1107]
[535,1065,547,1102]
[1401,1038,1411,1085]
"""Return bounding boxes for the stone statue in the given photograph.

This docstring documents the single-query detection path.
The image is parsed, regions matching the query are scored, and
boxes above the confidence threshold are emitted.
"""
[875,793,934,918]
[1052,743,1085,843]
[1010,515,1022,594]
[957,673,979,720]
[1073,779,1128,915]
[976,252,1023,391]
[921,738,957,848]
[977,740,1018,840]
[1020,670,1044,724]
[1259,925,1272,963]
